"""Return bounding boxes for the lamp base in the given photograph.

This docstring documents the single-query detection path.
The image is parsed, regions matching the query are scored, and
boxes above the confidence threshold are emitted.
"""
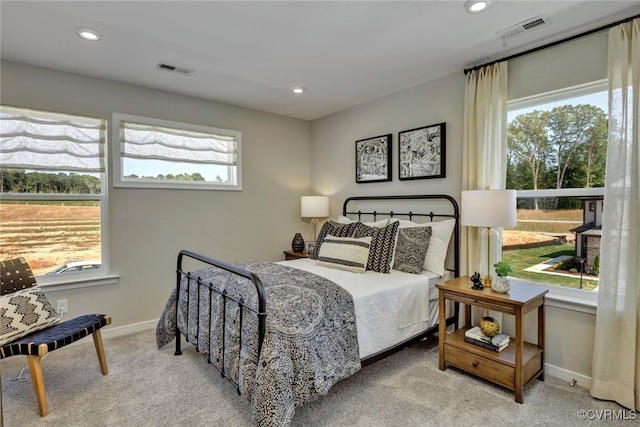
[479,226,501,288]
[311,218,320,241]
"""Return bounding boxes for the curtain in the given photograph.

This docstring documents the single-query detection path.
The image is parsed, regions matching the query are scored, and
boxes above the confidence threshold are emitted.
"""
[0,105,105,172]
[462,62,509,276]
[591,18,640,411]
[120,121,237,166]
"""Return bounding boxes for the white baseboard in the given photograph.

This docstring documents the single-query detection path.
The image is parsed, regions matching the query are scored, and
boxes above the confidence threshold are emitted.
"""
[545,362,592,389]
[96,320,595,392]
[101,319,157,339]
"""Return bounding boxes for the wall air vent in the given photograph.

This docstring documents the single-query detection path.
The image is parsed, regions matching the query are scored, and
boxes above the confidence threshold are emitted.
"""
[155,63,194,75]
[497,14,551,40]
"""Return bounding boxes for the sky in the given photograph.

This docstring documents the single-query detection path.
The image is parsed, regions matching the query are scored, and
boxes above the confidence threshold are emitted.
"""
[508,90,608,122]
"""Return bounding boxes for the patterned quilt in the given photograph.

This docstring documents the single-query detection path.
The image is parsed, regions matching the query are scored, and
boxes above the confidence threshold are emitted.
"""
[156,261,361,426]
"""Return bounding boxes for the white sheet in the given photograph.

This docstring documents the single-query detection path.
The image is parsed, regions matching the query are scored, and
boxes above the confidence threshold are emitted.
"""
[277,258,450,359]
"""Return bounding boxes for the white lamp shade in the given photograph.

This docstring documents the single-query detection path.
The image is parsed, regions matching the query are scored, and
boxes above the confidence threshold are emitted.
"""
[461,190,517,227]
[301,196,329,218]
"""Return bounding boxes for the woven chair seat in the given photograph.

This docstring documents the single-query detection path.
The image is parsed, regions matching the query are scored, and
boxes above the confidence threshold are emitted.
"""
[0,314,109,359]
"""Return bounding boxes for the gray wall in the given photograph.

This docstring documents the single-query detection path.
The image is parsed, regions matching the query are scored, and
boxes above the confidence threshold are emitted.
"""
[1,60,312,329]
[309,31,609,385]
[1,27,609,384]
[311,71,464,212]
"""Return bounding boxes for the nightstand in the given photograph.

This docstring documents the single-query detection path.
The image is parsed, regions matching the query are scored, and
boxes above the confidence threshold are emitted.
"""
[437,276,547,403]
[283,250,309,261]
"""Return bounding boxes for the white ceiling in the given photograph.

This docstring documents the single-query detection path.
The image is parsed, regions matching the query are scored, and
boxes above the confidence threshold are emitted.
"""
[1,1,639,120]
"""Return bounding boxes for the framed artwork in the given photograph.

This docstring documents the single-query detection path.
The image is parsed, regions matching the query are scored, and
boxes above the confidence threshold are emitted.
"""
[305,241,316,254]
[398,122,446,180]
[355,134,392,183]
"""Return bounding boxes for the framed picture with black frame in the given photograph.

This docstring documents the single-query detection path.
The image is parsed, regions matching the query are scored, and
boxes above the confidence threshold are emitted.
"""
[355,134,392,183]
[398,122,446,180]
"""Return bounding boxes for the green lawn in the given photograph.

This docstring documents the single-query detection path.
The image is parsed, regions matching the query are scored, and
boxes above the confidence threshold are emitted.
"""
[503,244,599,291]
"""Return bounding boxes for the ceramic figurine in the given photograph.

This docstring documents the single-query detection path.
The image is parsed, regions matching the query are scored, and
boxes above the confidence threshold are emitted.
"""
[470,272,484,290]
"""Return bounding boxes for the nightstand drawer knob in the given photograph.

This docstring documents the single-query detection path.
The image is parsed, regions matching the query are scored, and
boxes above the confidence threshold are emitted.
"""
[472,361,479,368]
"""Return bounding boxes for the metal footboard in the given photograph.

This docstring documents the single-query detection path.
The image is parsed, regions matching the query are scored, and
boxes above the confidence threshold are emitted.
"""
[174,249,267,394]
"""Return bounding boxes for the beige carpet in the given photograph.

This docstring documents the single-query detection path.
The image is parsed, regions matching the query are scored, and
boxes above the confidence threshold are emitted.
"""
[0,328,630,426]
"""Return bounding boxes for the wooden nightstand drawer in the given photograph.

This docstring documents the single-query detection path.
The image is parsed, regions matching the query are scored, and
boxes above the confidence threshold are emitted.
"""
[444,344,515,389]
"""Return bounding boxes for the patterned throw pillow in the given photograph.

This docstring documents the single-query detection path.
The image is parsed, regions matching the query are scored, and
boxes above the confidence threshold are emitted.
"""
[317,235,372,273]
[353,220,400,273]
[393,227,432,274]
[312,220,359,260]
[396,218,456,275]
[0,287,62,346]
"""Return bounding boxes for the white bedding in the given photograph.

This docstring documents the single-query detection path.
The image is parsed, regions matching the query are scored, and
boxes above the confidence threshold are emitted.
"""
[277,258,451,359]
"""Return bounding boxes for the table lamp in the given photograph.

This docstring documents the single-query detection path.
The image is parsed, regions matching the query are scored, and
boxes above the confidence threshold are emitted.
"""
[461,189,516,286]
[301,196,329,241]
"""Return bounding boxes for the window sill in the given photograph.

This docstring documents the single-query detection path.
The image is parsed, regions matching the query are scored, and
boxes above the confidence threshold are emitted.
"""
[37,272,119,292]
[510,278,597,315]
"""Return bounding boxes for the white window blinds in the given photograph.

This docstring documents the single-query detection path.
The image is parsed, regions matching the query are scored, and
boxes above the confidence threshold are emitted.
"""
[119,121,238,166]
[0,105,106,172]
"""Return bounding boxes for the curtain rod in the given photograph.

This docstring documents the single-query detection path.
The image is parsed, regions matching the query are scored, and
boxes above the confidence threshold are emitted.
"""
[464,12,640,75]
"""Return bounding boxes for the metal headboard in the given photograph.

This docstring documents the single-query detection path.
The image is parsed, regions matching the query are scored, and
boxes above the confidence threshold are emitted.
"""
[342,194,460,278]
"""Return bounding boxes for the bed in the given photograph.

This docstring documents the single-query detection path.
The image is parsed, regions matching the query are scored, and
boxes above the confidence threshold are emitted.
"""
[156,194,460,426]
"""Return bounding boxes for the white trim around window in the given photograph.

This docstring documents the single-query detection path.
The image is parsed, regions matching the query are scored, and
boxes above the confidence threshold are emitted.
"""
[508,79,608,112]
[112,113,242,191]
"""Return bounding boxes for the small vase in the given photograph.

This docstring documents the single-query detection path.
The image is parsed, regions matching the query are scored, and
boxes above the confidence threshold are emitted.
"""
[292,233,305,252]
[479,316,500,337]
[492,275,510,293]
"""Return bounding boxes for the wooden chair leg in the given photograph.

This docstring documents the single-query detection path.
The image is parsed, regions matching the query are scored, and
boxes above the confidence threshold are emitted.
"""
[92,330,108,375]
[26,355,48,417]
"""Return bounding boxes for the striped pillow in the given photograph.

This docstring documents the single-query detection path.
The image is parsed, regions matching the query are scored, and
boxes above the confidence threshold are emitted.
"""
[353,220,400,273]
[317,235,372,273]
[312,220,359,260]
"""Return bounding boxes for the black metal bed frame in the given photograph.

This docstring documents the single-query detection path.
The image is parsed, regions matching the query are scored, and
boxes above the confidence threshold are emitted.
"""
[173,194,460,391]
[174,249,267,394]
[342,194,460,365]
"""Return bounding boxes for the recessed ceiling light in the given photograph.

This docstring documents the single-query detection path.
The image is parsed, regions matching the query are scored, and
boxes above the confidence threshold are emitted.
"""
[292,87,305,94]
[76,27,101,41]
[465,1,491,14]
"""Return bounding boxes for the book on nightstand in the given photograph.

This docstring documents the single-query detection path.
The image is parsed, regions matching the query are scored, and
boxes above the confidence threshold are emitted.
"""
[464,326,510,352]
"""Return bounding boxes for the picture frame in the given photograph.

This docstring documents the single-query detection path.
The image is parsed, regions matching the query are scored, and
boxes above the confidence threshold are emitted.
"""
[355,134,392,183]
[398,123,446,180]
[305,241,316,255]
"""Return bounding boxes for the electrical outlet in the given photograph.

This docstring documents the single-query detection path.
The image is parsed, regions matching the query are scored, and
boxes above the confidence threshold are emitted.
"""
[56,299,68,314]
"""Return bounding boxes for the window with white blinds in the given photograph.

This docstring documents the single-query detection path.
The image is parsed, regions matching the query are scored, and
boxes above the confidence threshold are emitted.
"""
[1,105,105,175]
[113,113,242,190]
[0,105,108,280]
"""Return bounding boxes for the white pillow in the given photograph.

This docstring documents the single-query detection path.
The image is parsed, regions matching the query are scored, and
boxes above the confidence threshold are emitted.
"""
[396,218,455,275]
[336,215,390,227]
[317,235,372,274]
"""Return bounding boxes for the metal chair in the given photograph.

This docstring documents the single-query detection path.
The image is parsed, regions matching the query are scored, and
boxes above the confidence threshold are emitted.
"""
[0,257,111,416]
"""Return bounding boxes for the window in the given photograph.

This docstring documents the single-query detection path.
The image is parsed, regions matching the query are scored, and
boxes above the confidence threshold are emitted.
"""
[0,105,108,281]
[504,80,607,293]
[112,113,241,191]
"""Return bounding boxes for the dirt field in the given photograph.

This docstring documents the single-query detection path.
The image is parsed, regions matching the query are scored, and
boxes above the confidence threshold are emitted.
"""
[1,204,575,276]
[1,204,100,276]
[503,230,572,248]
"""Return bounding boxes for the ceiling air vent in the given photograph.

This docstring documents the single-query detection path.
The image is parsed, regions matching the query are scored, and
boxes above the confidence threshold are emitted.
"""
[497,14,551,40]
[155,63,194,75]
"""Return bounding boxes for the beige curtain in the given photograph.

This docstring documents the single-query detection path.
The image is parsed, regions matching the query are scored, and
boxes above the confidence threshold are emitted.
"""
[591,18,640,410]
[462,62,509,276]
